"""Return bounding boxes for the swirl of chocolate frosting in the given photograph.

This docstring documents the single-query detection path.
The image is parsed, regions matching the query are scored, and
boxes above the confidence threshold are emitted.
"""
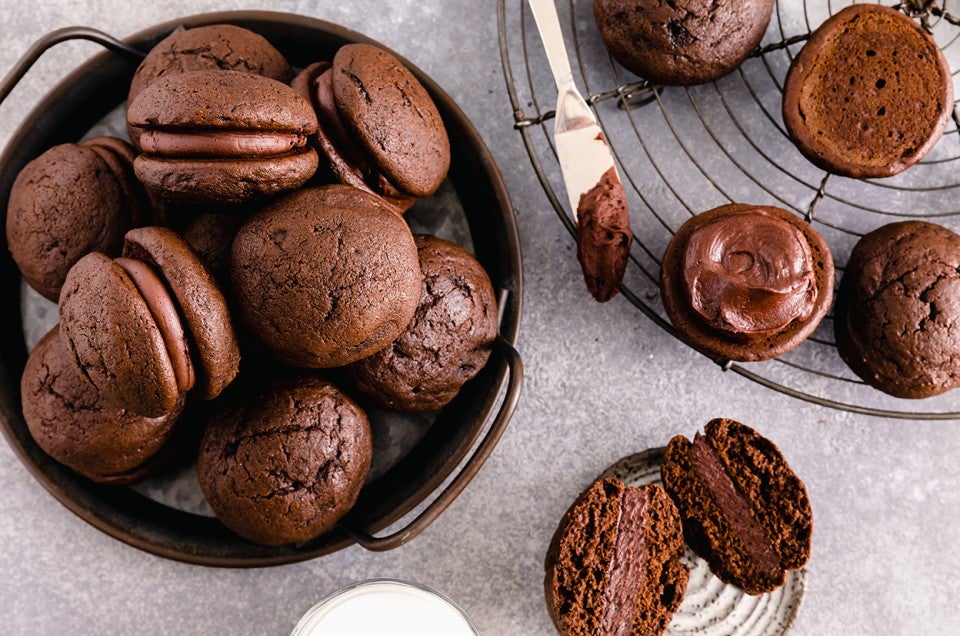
[681,208,817,338]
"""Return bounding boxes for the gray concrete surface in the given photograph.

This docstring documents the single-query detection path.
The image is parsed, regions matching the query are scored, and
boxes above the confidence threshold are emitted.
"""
[1,1,959,634]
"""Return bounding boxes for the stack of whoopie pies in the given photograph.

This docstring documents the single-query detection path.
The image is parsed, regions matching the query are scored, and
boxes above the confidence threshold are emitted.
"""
[9,24,500,546]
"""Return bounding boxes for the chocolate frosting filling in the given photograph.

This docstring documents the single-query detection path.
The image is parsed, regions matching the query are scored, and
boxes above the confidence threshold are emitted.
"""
[139,131,307,157]
[576,166,632,302]
[115,257,195,393]
[681,209,817,338]
[689,433,781,577]
[599,486,647,636]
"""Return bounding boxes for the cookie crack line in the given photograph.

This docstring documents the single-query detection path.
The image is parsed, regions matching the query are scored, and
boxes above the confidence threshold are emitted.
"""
[340,68,372,104]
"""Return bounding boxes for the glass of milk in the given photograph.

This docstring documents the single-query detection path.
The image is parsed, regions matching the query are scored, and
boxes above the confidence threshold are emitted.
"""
[291,579,480,636]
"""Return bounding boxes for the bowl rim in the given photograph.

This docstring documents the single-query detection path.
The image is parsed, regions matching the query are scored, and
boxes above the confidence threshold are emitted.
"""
[0,10,523,567]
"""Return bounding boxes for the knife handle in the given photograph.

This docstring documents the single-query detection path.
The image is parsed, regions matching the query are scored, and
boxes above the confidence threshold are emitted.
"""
[527,0,575,90]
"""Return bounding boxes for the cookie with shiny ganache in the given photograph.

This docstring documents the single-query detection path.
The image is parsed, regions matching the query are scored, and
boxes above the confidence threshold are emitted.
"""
[127,24,293,147]
[346,235,498,412]
[835,221,960,398]
[660,203,833,362]
[661,419,812,595]
[21,326,184,485]
[782,4,953,178]
[593,0,774,86]
[129,70,318,204]
[59,227,240,417]
[291,44,450,211]
[544,478,689,636]
[231,184,421,368]
[197,375,372,545]
[6,137,157,301]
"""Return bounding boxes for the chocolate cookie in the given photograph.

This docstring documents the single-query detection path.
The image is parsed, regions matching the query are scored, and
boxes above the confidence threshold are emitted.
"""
[661,419,812,595]
[835,221,960,398]
[544,478,689,636]
[59,227,239,417]
[197,375,372,545]
[782,4,953,178]
[231,185,421,368]
[593,0,774,85]
[127,24,293,147]
[347,235,498,412]
[129,70,318,204]
[660,203,834,362]
[6,137,155,301]
[182,212,246,286]
[291,44,450,209]
[21,326,183,484]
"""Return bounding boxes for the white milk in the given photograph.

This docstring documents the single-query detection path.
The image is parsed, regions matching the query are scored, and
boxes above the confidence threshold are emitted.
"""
[292,579,478,636]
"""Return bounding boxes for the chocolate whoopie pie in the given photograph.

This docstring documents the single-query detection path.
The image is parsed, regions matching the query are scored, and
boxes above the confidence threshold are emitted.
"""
[835,221,960,398]
[782,4,953,178]
[593,0,774,85]
[59,227,240,417]
[6,137,155,301]
[128,70,318,204]
[21,327,184,485]
[660,203,834,362]
[197,375,372,545]
[661,419,812,595]
[291,44,450,210]
[127,24,293,147]
[347,235,498,412]
[544,478,689,636]
[231,184,421,368]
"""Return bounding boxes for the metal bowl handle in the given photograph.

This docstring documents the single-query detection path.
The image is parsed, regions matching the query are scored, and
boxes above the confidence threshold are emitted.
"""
[347,334,523,552]
[0,27,144,108]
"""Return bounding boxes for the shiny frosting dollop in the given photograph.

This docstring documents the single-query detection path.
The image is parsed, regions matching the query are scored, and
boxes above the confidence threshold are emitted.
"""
[681,209,817,338]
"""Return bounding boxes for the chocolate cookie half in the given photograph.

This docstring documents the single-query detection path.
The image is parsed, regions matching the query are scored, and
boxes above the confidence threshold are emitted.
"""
[593,0,774,85]
[782,4,953,178]
[231,185,421,368]
[545,478,689,636]
[6,137,155,301]
[660,203,834,361]
[197,375,372,545]
[835,221,960,398]
[346,235,498,412]
[21,326,183,484]
[661,419,812,595]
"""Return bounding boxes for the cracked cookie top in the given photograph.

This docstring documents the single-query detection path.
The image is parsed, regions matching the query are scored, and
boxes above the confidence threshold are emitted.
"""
[21,326,183,484]
[346,234,498,412]
[836,220,960,398]
[197,375,372,545]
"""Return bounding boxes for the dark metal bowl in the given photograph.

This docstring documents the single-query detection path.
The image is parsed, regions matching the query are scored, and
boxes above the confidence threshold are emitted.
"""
[0,11,523,567]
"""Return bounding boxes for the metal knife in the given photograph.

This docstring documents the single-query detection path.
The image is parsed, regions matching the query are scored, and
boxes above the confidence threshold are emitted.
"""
[527,0,632,302]
[527,0,622,217]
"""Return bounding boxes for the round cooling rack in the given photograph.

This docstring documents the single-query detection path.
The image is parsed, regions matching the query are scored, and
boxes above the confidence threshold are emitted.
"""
[499,0,960,419]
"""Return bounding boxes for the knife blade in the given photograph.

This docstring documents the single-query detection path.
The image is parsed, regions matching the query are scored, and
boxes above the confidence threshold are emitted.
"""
[527,0,633,302]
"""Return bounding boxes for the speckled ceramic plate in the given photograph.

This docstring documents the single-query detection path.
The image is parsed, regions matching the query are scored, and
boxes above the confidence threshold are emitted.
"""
[602,448,807,636]
[0,11,523,567]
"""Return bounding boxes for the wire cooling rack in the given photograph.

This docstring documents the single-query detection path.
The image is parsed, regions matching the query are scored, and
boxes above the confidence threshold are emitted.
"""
[499,0,960,419]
